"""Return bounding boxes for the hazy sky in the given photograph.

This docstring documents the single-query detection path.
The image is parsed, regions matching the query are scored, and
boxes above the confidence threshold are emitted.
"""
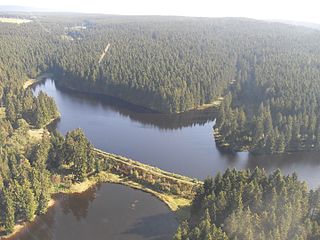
[1,0,320,24]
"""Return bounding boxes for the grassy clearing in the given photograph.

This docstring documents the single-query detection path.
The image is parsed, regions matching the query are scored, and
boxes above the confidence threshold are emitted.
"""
[60,34,74,41]
[174,96,223,113]
[8,128,37,153]
[28,113,60,139]
[23,73,53,89]
[8,116,59,154]
[95,149,200,185]
[28,116,60,142]
[28,128,45,141]
[0,107,5,119]
[23,79,37,89]
[196,97,224,110]
[0,17,32,24]
[192,79,234,112]
[62,178,99,194]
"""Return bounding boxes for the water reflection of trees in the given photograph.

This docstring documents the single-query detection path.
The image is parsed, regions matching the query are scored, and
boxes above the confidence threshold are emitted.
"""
[60,184,99,221]
[8,198,57,240]
[245,152,320,171]
[55,83,216,130]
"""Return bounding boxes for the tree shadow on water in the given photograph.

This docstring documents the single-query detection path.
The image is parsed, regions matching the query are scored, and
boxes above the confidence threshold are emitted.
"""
[60,184,99,221]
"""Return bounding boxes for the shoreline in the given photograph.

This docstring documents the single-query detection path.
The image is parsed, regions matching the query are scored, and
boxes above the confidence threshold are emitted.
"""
[194,97,223,111]
[213,127,316,155]
[28,114,61,141]
[60,172,193,212]
[1,74,201,239]
[0,199,56,239]
[1,171,195,239]
[54,78,222,114]
[23,73,53,89]
[0,114,61,239]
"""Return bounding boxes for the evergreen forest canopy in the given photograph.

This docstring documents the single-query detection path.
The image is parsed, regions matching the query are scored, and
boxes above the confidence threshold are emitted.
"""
[174,168,320,240]
[1,12,320,239]
[1,13,320,153]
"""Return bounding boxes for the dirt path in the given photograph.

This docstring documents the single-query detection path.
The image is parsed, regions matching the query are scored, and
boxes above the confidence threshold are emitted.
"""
[98,43,111,64]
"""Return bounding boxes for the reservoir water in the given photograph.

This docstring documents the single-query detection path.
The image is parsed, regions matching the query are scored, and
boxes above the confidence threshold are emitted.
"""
[34,79,320,188]
[10,184,177,240]
[12,78,320,240]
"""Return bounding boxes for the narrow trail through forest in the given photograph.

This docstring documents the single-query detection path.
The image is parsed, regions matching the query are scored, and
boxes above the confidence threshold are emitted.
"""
[98,43,111,64]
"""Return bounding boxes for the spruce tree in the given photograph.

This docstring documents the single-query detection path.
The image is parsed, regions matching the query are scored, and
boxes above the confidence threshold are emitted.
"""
[3,190,15,234]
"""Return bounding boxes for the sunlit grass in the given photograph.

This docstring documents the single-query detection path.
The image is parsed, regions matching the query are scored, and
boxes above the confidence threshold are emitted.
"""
[0,17,32,24]
[0,107,5,119]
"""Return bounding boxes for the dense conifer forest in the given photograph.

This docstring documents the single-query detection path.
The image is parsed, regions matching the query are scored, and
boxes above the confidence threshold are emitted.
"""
[0,14,97,233]
[1,13,320,238]
[174,168,320,240]
[2,14,320,152]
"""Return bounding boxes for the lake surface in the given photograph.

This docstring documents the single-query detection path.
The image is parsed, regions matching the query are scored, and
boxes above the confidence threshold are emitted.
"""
[18,78,320,240]
[34,79,320,188]
[10,184,177,240]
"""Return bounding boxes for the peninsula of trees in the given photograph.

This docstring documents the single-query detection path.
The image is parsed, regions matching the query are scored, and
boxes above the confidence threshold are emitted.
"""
[174,168,320,240]
[1,13,320,238]
[2,14,320,153]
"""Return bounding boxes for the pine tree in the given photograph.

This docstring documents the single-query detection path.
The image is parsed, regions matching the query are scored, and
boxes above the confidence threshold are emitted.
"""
[23,180,37,221]
[5,101,17,125]
[64,128,93,182]
[173,226,182,240]
[3,190,15,234]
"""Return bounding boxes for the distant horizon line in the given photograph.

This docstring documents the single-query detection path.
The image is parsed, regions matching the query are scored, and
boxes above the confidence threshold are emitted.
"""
[0,4,320,27]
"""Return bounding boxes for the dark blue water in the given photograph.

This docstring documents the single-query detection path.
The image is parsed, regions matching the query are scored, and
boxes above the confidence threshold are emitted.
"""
[34,79,320,188]
[12,78,320,240]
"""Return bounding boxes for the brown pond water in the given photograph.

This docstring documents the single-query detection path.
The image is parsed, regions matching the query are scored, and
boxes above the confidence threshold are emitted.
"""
[9,184,178,240]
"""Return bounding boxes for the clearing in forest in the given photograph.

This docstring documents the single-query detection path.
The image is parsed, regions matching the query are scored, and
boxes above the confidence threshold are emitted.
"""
[0,17,32,24]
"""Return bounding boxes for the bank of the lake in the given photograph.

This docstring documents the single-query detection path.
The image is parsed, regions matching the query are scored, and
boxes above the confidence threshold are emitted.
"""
[213,127,250,152]
[56,147,200,213]
[2,76,202,239]
[0,116,59,238]
[33,78,320,188]
[59,171,193,215]
[23,73,53,89]
[1,176,180,239]
[15,77,320,240]
[7,184,179,240]
[54,78,222,114]
[2,147,199,239]
[0,199,56,239]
